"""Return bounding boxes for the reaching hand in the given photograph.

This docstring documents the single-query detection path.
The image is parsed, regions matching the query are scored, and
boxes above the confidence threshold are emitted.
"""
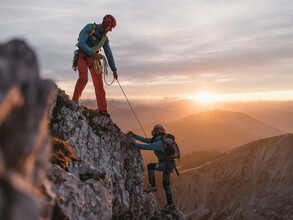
[121,140,134,149]
[113,71,118,80]
[126,131,134,137]
[94,53,103,60]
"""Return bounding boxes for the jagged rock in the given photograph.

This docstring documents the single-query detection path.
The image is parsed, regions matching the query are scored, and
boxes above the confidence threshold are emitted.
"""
[140,193,186,220]
[173,134,293,219]
[48,164,112,220]
[49,89,186,219]
[0,39,57,219]
[0,39,185,219]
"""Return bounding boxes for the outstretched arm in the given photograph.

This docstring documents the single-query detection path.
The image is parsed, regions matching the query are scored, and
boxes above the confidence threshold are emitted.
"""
[134,140,163,151]
[103,40,117,72]
[133,134,151,143]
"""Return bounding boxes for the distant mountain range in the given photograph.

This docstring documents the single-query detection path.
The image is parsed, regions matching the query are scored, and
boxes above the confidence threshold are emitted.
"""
[139,109,283,155]
[81,99,293,133]
[82,99,288,165]
[81,99,210,131]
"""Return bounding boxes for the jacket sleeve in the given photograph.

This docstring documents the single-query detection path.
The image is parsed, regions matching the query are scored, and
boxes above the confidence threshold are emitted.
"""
[134,140,164,152]
[103,39,117,72]
[77,24,95,57]
[133,134,151,143]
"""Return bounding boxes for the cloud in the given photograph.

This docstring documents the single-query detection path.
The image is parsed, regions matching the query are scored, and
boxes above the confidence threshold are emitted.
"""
[1,0,293,100]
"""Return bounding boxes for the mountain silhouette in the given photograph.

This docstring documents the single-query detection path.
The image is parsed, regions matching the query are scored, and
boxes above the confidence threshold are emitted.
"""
[82,99,293,134]
[158,109,283,154]
[81,99,205,131]
[172,134,293,219]
[136,109,283,168]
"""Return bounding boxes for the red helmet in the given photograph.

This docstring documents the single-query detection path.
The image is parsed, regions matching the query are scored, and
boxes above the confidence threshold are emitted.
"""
[103,14,116,28]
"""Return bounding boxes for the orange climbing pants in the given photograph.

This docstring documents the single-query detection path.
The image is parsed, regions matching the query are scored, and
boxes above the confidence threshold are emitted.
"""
[72,52,107,111]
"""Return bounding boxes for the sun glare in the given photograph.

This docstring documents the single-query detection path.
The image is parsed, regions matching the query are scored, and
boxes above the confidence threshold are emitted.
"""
[192,91,215,103]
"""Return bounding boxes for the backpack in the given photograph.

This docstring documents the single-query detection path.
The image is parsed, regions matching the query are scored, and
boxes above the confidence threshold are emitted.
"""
[162,133,180,161]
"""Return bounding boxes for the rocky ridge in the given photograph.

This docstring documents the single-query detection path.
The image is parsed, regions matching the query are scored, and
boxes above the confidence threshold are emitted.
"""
[0,40,185,219]
[172,134,293,219]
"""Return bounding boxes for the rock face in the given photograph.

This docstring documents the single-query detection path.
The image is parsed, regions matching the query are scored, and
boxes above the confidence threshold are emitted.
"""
[0,40,185,220]
[173,134,293,219]
[49,89,145,219]
[3,39,292,220]
[49,89,185,220]
[0,40,56,219]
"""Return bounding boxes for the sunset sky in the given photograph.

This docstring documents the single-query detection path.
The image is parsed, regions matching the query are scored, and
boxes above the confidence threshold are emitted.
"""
[1,0,293,102]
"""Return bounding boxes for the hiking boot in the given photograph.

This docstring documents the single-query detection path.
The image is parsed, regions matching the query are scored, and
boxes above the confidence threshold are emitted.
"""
[71,100,79,111]
[162,203,175,212]
[99,110,110,117]
[144,185,157,193]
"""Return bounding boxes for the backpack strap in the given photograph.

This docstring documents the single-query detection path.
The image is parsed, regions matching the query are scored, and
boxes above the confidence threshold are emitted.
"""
[76,23,97,44]
[88,23,96,36]
[91,35,108,53]
[173,161,180,176]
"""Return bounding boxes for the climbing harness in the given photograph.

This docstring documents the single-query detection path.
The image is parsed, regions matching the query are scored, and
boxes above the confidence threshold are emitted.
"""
[73,23,105,72]
[74,23,146,137]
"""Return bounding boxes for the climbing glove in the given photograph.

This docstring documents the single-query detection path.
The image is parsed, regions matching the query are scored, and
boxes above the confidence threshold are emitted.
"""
[121,140,135,149]
[94,53,103,60]
[126,131,135,137]
[113,71,118,80]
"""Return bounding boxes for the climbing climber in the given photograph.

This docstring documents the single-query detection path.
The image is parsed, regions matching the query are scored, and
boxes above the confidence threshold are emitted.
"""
[71,14,118,117]
[123,124,176,212]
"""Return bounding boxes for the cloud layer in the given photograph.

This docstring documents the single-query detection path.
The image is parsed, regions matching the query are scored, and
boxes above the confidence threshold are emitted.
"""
[1,0,293,100]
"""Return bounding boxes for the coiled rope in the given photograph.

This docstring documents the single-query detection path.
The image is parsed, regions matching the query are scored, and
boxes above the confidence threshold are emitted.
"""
[100,55,115,86]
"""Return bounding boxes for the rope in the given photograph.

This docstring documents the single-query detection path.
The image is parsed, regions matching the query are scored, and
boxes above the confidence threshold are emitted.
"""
[93,45,147,139]
[116,79,149,139]
[91,35,108,78]
[101,55,115,86]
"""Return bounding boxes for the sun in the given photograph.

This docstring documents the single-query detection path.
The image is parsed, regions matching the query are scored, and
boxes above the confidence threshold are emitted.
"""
[191,91,215,103]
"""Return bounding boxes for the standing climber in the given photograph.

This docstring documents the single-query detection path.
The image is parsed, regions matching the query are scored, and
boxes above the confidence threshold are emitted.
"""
[72,14,118,117]
[124,124,176,212]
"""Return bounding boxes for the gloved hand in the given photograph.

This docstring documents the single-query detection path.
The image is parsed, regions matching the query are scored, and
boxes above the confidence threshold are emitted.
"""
[126,131,135,137]
[113,71,118,80]
[121,140,135,149]
[94,53,103,60]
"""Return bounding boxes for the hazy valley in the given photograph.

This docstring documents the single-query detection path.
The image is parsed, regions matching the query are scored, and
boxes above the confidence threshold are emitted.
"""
[81,99,289,158]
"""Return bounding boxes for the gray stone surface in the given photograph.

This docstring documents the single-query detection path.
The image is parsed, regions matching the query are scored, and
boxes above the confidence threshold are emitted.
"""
[0,39,185,219]
[49,89,185,219]
[0,39,56,220]
[49,90,144,219]
[173,134,293,219]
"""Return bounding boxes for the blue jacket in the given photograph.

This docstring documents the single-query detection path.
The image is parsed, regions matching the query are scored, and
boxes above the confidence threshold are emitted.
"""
[133,134,166,162]
[77,23,117,72]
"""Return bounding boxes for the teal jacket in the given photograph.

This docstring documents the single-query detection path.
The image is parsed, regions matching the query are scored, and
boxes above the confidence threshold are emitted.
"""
[133,134,166,162]
[77,23,117,72]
